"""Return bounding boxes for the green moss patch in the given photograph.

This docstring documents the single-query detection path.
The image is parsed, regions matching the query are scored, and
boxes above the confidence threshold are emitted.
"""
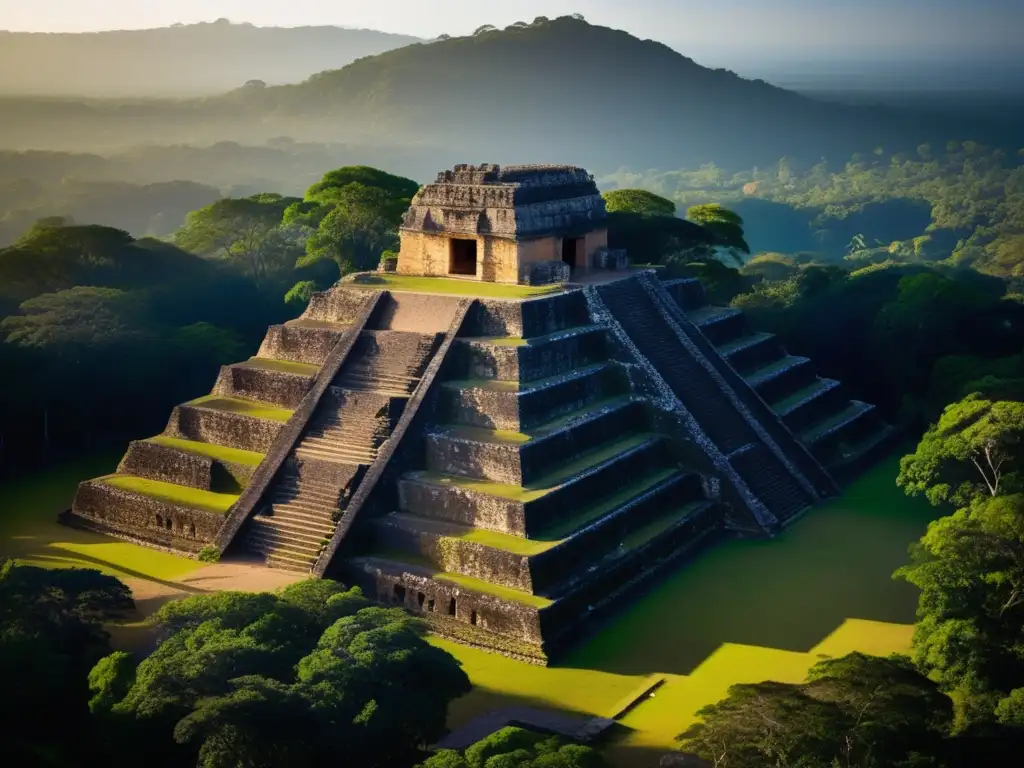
[538,469,679,541]
[97,475,239,515]
[470,324,599,348]
[620,501,709,551]
[349,274,563,299]
[239,357,320,376]
[373,551,553,608]
[186,395,293,423]
[286,318,348,330]
[145,436,265,467]
[444,378,521,393]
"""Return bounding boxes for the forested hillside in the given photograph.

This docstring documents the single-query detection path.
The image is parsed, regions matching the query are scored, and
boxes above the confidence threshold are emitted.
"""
[0,19,420,96]
[2,17,1020,169]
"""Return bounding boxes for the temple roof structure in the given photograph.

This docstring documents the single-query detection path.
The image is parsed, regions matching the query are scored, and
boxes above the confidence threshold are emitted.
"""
[400,163,607,240]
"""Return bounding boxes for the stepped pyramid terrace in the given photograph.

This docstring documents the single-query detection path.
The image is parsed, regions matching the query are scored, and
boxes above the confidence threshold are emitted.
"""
[67,163,897,663]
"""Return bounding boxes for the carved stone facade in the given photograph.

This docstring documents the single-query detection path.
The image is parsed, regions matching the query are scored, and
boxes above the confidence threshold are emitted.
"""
[397,163,611,284]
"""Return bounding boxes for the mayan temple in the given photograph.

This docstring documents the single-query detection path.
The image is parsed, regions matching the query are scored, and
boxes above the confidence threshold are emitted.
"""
[68,164,895,662]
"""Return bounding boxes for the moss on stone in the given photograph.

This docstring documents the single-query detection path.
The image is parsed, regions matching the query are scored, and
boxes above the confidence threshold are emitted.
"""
[444,377,521,393]
[537,468,679,541]
[97,475,239,514]
[375,550,554,608]
[619,501,708,551]
[239,357,321,376]
[186,394,293,423]
[145,436,265,467]
[416,434,654,502]
[348,274,562,299]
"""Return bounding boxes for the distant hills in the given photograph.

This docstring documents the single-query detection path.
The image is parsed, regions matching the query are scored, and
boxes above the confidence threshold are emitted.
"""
[0,19,421,96]
[0,17,1019,175]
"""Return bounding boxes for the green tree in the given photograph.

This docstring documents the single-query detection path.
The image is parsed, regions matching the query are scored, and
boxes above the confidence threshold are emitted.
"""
[0,561,133,765]
[299,183,399,277]
[602,188,676,217]
[898,395,1024,507]
[686,204,750,265]
[101,580,471,768]
[174,194,300,289]
[679,652,952,767]
[421,727,607,768]
[896,493,1024,731]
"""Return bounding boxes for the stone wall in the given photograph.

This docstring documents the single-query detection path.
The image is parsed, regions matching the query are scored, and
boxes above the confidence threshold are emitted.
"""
[117,440,255,493]
[165,405,284,454]
[258,324,345,366]
[72,480,223,553]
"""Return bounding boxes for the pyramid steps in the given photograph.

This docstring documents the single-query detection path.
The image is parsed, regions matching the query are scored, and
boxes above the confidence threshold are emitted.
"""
[426,396,643,485]
[166,395,292,454]
[373,468,702,594]
[454,324,608,383]
[440,362,623,432]
[399,434,669,536]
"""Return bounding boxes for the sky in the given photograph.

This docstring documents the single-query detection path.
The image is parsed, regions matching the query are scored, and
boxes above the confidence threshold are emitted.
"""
[0,0,1021,63]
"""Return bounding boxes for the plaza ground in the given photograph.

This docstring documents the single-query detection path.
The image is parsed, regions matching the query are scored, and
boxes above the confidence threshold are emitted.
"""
[0,448,937,767]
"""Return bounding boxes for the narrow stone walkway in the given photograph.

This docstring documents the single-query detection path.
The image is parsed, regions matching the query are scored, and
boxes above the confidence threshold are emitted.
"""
[434,707,615,750]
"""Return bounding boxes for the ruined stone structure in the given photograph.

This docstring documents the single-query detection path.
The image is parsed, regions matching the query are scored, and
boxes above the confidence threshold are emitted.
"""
[68,163,896,663]
[397,164,619,285]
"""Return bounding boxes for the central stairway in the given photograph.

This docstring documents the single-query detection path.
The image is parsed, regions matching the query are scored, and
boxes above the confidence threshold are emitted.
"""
[238,310,446,572]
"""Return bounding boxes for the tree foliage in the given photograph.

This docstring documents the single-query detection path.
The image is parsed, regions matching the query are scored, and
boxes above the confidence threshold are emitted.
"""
[895,492,1024,731]
[679,652,953,767]
[898,395,1024,507]
[98,580,471,768]
[421,726,607,768]
[0,561,134,765]
[602,188,676,217]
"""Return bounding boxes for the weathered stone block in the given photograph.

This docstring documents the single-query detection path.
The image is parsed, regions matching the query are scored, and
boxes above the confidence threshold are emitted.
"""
[400,437,670,536]
[166,404,285,454]
[117,441,256,493]
[304,286,374,324]
[212,364,316,409]
[258,323,347,366]
[440,363,622,432]
[453,326,607,383]
[426,399,645,485]
[592,247,629,270]
[463,291,590,338]
[518,259,569,286]
[71,480,223,554]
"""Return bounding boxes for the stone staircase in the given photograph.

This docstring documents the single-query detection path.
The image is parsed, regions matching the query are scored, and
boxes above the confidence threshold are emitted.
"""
[663,276,897,484]
[240,324,444,572]
[67,286,373,553]
[596,275,816,523]
[342,292,719,663]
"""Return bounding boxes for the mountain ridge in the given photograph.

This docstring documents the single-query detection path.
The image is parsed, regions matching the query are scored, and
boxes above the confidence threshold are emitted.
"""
[1,17,1019,173]
[0,19,422,96]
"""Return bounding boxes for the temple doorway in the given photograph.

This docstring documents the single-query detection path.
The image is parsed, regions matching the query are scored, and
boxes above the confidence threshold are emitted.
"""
[449,238,478,276]
[561,237,583,270]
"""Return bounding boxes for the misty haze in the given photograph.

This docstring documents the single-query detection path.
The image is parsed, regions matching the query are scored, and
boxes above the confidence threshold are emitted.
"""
[1,4,1024,768]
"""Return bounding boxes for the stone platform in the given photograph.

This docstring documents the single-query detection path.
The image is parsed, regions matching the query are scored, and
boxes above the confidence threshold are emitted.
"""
[67,270,894,662]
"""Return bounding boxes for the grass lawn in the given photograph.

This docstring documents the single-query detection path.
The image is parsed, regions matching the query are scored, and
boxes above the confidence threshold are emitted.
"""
[0,452,201,583]
[430,452,939,767]
[349,274,564,299]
